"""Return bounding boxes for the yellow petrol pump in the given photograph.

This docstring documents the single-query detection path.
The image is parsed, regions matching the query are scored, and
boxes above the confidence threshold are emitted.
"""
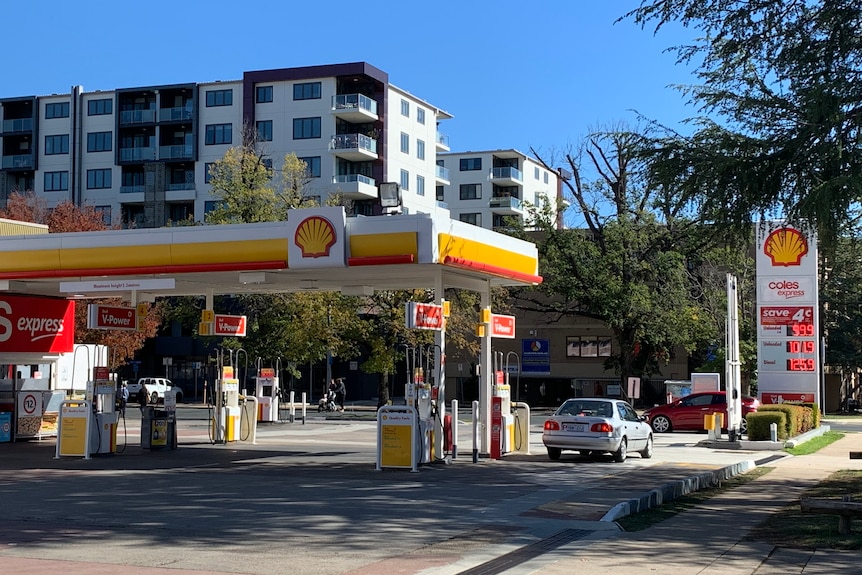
[213,364,241,442]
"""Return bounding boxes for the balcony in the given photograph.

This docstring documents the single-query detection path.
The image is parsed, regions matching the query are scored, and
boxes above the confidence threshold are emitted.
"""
[1,118,33,134]
[332,174,377,200]
[167,182,196,200]
[1,154,34,169]
[436,131,450,151]
[159,145,193,160]
[119,147,156,162]
[489,166,523,185]
[331,94,378,122]
[119,109,156,125]
[435,165,450,184]
[159,107,193,122]
[329,133,378,161]
[489,195,523,214]
[120,185,145,193]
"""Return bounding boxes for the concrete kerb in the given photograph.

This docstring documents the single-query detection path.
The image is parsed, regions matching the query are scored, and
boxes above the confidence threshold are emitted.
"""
[600,458,758,522]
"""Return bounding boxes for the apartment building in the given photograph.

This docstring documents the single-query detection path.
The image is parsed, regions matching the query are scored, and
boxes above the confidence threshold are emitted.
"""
[0,62,453,227]
[437,149,562,231]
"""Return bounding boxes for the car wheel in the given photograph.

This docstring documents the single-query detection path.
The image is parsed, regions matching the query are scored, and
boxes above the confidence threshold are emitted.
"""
[640,435,654,459]
[613,438,627,463]
[547,447,562,461]
[151,392,159,404]
[651,415,672,433]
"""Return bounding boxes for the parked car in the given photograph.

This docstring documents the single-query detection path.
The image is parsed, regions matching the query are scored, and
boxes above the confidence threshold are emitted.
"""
[642,391,759,434]
[541,397,653,462]
[126,377,183,404]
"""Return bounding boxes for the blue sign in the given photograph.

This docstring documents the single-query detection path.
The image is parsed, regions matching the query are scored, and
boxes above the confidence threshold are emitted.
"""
[0,412,11,443]
[521,339,551,374]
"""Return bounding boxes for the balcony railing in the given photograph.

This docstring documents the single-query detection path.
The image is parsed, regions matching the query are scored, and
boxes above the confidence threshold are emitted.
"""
[119,147,156,162]
[435,165,450,181]
[1,118,33,133]
[159,107,193,122]
[436,131,450,149]
[490,166,523,182]
[159,145,193,160]
[119,109,156,124]
[332,94,378,116]
[120,185,145,193]
[330,133,378,154]
[333,174,376,186]
[1,154,34,169]
[167,182,195,191]
[489,195,523,211]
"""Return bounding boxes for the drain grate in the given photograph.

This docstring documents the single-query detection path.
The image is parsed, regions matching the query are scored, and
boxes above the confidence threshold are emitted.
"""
[755,454,787,465]
[455,528,591,575]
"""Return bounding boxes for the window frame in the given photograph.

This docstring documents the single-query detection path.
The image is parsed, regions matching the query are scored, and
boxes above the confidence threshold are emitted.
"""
[88,98,113,116]
[205,89,233,107]
[86,131,112,153]
[298,156,321,178]
[45,102,70,119]
[459,183,481,200]
[86,168,112,189]
[460,158,482,171]
[45,134,69,155]
[256,86,273,103]
[204,123,233,145]
[256,120,273,142]
[292,117,321,140]
[293,82,322,100]
[44,171,69,191]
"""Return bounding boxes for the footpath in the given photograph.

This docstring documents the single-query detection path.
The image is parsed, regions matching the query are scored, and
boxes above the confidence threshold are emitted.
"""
[527,431,862,575]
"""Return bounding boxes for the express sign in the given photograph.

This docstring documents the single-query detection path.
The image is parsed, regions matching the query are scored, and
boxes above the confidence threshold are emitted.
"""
[0,295,75,353]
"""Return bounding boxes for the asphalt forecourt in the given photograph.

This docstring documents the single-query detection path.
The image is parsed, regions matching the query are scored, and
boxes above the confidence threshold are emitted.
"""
[0,417,775,575]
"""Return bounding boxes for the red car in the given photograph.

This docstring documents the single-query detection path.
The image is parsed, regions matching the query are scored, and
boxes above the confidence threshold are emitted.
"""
[643,391,759,433]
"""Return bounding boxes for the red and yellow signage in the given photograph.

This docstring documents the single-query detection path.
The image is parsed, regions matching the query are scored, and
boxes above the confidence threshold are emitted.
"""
[0,295,74,353]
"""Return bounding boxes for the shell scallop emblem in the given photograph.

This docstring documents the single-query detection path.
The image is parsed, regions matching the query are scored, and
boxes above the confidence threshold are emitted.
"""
[294,216,337,258]
[764,227,808,266]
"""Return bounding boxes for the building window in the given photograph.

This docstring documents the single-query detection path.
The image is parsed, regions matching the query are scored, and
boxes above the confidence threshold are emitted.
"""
[87,168,112,189]
[544,172,549,184]
[416,175,425,197]
[86,131,112,152]
[293,117,321,139]
[45,102,70,119]
[88,98,112,116]
[261,157,273,170]
[417,139,425,160]
[44,171,68,191]
[95,206,112,226]
[460,213,481,226]
[205,124,232,145]
[459,183,481,200]
[45,135,69,155]
[535,167,540,180]
[436,186,444,201]
[256,120,273,142]
[204,162,215,183]
[400,132,409,154]
[293,82,321,100]
[204,200,224,214]
[298,156,321,178]
[566,336,612,357]
[256,86,273,103]
[417,108,425,124]
[205,89,233,107]
[460,158,482,171]
[401,99,409,117]
[400,169,409,191]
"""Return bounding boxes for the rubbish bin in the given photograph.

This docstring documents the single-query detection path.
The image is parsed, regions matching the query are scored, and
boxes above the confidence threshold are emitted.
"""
[0,412,11,443]
[141,406,177,450]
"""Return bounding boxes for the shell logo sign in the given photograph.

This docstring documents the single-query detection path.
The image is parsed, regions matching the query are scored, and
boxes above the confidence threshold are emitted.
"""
[763,227,808,267]
[295,216,336,258]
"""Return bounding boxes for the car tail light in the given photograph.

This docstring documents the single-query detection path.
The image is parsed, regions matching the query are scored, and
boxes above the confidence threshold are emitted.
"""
[544,420,560,431]
[591,422,613,433]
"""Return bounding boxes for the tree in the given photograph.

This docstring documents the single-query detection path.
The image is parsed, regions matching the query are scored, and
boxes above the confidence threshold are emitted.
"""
[624,0,862,249]
[0,192,162,369]
[527,129,726,392]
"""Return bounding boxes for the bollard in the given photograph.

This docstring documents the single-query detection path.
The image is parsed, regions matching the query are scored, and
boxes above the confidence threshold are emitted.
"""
[289,390,296,423]
[451,399,458,459]
[770,422,778,442]
[472,400,479,463]
[301,392,307,424]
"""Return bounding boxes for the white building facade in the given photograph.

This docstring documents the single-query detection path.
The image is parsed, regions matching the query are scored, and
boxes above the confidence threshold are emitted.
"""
[0,62,454,227]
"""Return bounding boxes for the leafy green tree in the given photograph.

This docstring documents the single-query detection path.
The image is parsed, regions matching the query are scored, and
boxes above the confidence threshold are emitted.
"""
[625,0,862,250]
[822,235,862,402]
[527,129,722,391]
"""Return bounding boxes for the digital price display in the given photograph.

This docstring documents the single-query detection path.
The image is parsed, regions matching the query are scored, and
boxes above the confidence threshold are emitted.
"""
[785,323,815,337]
[787,358,816,371]
[758,306,817,373]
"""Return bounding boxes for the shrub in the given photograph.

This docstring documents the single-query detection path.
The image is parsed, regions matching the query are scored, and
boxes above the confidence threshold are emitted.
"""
[747,411,787,441]
[799,402,821,427]
[758,404,803,436]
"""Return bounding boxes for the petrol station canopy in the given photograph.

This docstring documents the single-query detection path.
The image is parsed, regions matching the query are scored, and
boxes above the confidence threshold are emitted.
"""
[0,207,542,301]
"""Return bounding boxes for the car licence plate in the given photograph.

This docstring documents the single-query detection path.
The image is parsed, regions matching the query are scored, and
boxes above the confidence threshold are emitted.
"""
[563,423,585,432]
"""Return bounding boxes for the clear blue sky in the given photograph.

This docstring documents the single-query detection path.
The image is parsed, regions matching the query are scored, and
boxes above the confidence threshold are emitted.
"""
[4,1,698,159]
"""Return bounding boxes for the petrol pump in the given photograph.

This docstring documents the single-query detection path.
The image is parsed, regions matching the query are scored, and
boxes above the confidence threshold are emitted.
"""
[490,352,515,458]
[213,364,241,442]
[255,367,279,422]
[404,345,435,464]
[89,366,117,454]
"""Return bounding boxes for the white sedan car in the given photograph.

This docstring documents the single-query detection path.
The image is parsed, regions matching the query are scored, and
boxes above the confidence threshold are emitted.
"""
[542,398,653,462]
